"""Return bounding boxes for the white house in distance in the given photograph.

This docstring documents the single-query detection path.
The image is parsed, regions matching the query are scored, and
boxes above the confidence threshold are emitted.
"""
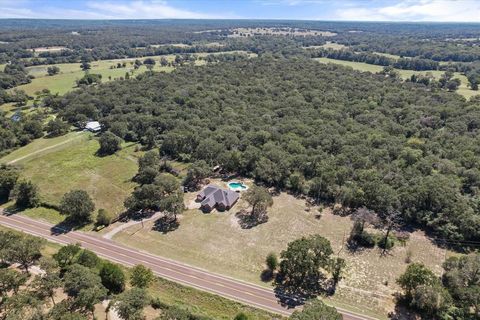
[85,121,101,132]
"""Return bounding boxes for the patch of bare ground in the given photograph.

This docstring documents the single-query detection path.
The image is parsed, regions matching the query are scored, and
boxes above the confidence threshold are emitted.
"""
[29,46,69,52]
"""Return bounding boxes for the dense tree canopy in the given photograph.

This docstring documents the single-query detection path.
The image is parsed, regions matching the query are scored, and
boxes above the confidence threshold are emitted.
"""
[49,57,480,242]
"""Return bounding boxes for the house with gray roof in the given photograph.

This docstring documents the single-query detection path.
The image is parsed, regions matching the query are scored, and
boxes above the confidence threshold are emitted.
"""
[196,185,239,212]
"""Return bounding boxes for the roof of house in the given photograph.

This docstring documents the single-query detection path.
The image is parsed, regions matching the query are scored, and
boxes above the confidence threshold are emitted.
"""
[199,185,239,208]
[85,121,101,131]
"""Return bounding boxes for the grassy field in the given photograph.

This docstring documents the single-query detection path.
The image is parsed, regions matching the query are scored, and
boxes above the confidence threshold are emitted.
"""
[112,179,445,318]
[12,51,254,97]
[0,132,140,220]
[315,57,478,99]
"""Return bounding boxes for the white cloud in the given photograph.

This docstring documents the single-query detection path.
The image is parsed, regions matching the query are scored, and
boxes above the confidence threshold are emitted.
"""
[0,0,228,19]
[85,0,219,19]
[334,0,480,22]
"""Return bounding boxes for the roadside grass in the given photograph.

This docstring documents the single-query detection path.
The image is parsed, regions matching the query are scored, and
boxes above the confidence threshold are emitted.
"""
[1,134,139,221]
[315,57,478,99]
[0,224,277,320]
[113,181,445,318]
[149,277,279,320]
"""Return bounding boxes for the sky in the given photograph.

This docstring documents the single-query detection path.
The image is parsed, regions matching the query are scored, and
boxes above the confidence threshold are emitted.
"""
[0,0,479,22]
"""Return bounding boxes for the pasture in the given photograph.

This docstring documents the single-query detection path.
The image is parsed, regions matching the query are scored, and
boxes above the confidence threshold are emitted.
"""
[315,57,477,99]
[13,51,254,97]
[1,132,140,220]
[112,179,445,318]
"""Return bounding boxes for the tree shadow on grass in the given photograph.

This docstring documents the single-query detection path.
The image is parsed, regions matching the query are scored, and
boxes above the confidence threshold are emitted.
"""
[387,297,418,320]
[260,269,274,282]
[152,215,179,234]
[2,204,22,216]
[235,209,268,229]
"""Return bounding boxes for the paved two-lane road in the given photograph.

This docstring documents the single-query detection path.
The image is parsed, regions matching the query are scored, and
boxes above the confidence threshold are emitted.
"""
[0,213,374,320]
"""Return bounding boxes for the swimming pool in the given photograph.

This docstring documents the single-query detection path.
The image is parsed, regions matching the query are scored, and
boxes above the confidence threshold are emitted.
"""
[228,182,248,191]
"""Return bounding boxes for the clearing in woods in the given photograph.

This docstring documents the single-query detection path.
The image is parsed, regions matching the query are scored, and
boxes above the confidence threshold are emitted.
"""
[315,57,477,99]
[111,179,446,319]
[1,133,140,221]
[12,51,255,97]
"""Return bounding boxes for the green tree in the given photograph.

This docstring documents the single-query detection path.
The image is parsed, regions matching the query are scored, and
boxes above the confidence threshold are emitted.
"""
[130,264,154,288]
[0,268,27,295]
[135,150,160,185]
[330,258,346,287]
[397,263,438,299]
[63,264,106,314]
[442,254,480,316]
[243,186,273,224]
[13,180,40,208]
[411,283,452,317]
[32,265,61,305]
[77,73,102,86]
[76,249,99,269]
[277,235,334,295]
[47,66,60,76]
[265,252,278,272]
[53,244,81,269]
[80,61,91,71]
[290,299,342,320]
[234,313,249,320]
[45,118,69,137]
[60,190,95,223]
[99,261,125,294]
[96,208,113,227]
[0,231,20,264]
[98,131,122,155]
[0,165,19,202]
[48,300,88,320]
[114,287,149,320]
[183,160,210,191]
[143,58,156,71]
[8,234,45,273]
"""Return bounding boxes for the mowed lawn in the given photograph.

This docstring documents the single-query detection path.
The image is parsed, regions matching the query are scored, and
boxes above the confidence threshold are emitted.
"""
[113,181,445,318]
[315,57,478,99]
[1,132,140,222]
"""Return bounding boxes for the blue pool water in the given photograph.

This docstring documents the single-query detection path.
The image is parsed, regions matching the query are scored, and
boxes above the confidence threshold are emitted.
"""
[228,182,248,190]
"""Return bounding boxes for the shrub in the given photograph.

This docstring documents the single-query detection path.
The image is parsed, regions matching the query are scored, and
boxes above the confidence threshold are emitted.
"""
[377,234,395,250]
[265,252,278,271]
[98,131,122,155]
[13,180,40,208]
[99,261,125,294]
[96,208,113,226]
[150,297,168,309]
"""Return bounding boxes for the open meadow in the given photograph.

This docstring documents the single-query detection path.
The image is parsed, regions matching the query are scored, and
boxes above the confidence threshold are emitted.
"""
[315,57,478,99]
[4,133,439,319]
[0,132,141,222]
[111,179,446,319]
[11,51,254,97]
